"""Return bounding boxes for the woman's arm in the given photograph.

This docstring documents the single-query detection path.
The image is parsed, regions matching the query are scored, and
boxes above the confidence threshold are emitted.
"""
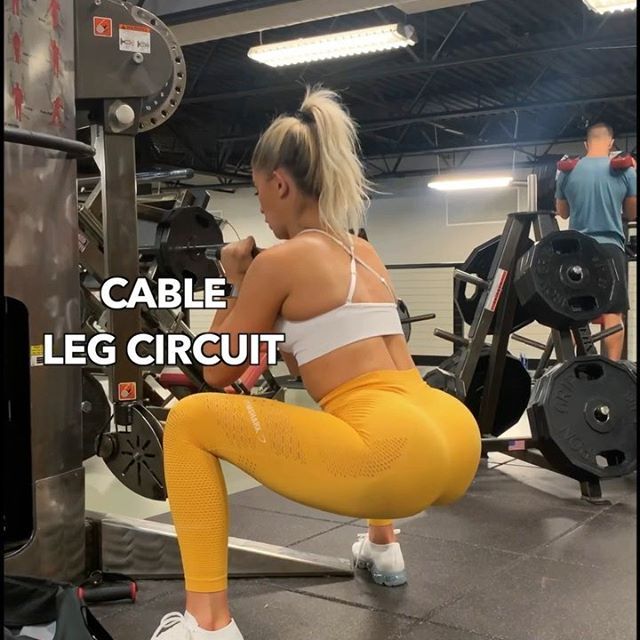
[202,249,289,388]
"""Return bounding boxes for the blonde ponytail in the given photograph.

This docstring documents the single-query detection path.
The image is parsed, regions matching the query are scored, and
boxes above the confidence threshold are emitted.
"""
[251,86,371,241]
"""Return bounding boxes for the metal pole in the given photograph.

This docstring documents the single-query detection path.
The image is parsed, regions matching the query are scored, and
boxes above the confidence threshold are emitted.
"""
[92,121,144,417]
[4,126,96,158]
[527,173,538,211]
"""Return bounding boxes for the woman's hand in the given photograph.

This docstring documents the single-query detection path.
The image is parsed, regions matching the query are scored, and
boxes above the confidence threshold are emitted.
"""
[220,236,258,281]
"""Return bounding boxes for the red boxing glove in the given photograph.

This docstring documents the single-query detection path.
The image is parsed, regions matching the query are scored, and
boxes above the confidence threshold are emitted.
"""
[557,156,580,172]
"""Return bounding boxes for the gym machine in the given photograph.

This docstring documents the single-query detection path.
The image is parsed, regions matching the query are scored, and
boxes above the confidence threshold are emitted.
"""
[5,0,351,586]
[5,0,87,579]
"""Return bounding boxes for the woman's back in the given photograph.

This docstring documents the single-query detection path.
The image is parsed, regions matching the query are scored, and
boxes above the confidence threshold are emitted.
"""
[273,231,415,402]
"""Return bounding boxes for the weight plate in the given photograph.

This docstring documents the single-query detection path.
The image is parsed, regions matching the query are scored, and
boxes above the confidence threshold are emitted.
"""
[515,230,618,329]
[397,298,411,342]
[529,355,637,479]
[131,5,186,133]
[81,371,111,460]
[155,206,224,290]
[455,236,534,334]
[100,405,167,501]
[424,348,531,436]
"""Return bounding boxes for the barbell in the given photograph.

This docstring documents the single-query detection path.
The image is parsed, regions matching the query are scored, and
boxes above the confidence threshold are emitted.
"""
[145,206,227,288]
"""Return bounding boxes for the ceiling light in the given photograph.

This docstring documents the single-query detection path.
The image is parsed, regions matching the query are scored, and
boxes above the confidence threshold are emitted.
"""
[428,175,514,191]
[581,0,637,14]
[248,24,417,68]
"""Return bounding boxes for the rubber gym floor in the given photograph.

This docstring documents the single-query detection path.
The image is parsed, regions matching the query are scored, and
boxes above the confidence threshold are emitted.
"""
[89,452,636,640]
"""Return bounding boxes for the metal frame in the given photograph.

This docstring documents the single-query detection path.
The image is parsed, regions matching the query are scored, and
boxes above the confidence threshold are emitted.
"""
[88,512,352,580]
[4,0,86,583]
[435,208,630,503]
[92,117,145,414]
[4,127,96,158]
[66,0,354,582]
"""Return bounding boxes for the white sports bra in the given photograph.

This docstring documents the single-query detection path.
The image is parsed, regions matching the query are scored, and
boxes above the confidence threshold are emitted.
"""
[275,229,404,366]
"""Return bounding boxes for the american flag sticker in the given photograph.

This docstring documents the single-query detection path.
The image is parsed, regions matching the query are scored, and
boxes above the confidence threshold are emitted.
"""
[485,268,508,313]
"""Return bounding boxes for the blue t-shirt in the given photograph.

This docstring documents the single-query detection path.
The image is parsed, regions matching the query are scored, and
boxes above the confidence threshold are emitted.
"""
[555,157,637,250]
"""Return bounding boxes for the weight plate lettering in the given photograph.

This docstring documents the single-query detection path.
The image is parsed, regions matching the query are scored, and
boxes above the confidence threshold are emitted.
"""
[528,356,637,479]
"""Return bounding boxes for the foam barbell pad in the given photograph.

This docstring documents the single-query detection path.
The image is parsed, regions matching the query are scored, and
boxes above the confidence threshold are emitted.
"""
[556,155,636,174]
[557,156,580,172]
[610,154,636,171]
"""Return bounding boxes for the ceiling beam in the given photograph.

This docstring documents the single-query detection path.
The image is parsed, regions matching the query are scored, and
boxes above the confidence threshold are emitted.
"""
[362,93,636,132]
[364,132,637,161]
[182,36,635,106]
[163,0,485,45]
[214,94,636,142]
[430,7,468,61]
[153,131,636,182]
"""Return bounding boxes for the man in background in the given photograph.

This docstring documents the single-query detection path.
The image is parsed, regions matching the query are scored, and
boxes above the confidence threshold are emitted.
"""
[555,122,636,361]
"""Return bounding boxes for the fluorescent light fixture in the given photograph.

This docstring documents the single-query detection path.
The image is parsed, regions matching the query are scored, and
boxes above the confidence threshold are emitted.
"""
[428,175,514,191]
[581,0,637,14]
[248,23,417,68]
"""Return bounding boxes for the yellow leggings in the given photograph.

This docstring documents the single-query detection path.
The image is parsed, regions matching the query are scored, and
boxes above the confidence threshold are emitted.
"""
[163,368,481,592]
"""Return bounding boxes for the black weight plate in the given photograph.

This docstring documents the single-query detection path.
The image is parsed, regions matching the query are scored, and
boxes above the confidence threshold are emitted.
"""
[455,236,534,334]
[464,352,531,436]
[423,362,465,399]
[155,206,223,291]
[102,405,167,501]
[529,355,637,479]
[81,371,111,460]
[515,230,617,329]
[397,298,411,342]
[424,348,531,436]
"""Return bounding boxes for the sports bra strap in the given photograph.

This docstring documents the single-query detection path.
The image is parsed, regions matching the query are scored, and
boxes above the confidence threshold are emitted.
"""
[295,228,396,302]
[346,235,357,303]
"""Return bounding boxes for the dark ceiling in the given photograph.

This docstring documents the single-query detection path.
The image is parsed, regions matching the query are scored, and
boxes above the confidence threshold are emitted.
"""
[137,0,637,187]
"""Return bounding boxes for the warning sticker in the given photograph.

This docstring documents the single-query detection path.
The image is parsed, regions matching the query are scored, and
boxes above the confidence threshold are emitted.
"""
[31,344,44,367]
[117,381,137,401]
[118,24,151,54]
[93,16,113,38]
[485,268,508,313]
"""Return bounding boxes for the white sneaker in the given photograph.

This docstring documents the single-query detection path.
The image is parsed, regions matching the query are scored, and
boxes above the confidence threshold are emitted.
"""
[150,612,244,639]
[351,530,407,587]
